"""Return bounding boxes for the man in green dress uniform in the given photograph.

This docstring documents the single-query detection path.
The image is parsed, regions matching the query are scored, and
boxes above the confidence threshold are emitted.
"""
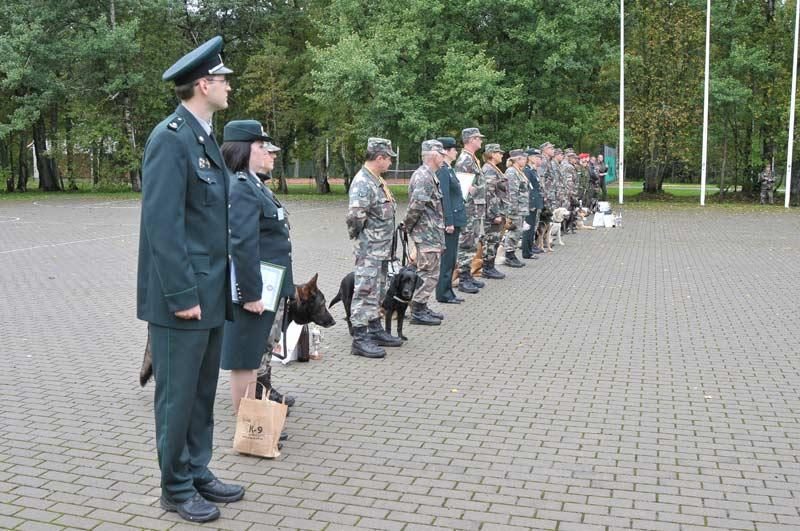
[137,36,242,523]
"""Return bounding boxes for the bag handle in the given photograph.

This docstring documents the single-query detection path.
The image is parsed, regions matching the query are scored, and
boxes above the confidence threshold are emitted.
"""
[243,381,286,404]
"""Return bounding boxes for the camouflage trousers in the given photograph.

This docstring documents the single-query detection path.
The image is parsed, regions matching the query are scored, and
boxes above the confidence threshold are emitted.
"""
[457,212,483,274]
[351,256,389,327]
[760,188,774,205]
[482,220,503,262]
[503,215,525,253]
[412,251,441,304]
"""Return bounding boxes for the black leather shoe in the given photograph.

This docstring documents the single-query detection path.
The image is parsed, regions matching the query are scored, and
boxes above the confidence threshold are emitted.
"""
[504,252,524,268]
[437,297,461,304]
[280,431,288,441]
[532,247,544,254]
[368,319,403,347]
[161,493,220,522]
[196,479,245,503]
[449,294,465,302]
[351,326,386,358]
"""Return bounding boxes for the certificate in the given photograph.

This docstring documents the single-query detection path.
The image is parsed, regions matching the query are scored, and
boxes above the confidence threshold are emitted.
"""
[230,261,286,313]
[455,172,474,200]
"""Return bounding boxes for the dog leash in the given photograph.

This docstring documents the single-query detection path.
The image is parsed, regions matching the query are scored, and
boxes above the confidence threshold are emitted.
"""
[391,225,411,267]
[265,296,290,361]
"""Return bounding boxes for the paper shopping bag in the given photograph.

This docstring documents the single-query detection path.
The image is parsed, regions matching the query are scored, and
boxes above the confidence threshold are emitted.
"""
[233,383,287,458]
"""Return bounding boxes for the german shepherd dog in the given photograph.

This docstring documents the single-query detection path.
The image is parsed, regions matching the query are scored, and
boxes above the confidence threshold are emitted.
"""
[329,266,422,341]
[139,274,336,387]
[536,207,553,252]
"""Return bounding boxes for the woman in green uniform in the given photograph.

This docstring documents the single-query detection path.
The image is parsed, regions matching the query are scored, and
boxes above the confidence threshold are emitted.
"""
[220,120,293,414]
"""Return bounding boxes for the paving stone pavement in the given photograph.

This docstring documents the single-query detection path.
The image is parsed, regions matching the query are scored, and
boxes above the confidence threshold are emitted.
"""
[1,197,800,531]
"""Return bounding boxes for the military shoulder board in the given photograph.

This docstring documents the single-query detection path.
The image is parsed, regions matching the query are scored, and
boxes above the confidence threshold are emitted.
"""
[167,117,185,132]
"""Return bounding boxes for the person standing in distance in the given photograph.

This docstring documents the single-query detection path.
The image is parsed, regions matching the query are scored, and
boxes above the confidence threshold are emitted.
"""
[435,137,466,304]
[405,140,447,325]
[219,120,291,417]
[346,138,402,358]
[454,128,487,294]
[502,149,529,268]
[137,36,243,523]
[481,144,508,279]
[522,148,545,258]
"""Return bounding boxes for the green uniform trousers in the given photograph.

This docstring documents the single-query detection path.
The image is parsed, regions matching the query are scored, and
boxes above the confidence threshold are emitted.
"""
[436,229,460,301]
[149,323,222,502]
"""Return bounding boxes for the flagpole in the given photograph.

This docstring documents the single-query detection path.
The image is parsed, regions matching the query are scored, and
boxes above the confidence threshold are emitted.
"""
[786,0,800,208]
[618,0,625,205]
[700,0,711,206]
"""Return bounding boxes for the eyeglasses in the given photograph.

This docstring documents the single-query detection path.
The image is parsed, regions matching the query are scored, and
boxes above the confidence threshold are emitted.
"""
[202,77,230,86]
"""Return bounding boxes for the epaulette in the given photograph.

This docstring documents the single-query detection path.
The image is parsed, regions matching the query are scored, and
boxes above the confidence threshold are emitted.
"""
[167,117,185,132]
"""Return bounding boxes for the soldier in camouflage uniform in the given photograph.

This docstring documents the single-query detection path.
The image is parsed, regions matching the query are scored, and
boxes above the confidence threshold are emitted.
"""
[405,140,447,326]
[552,148,566,208]
[564,149,579,209]
[345,138,401,359]
[553,149,575,208]
[502,149,529,268]
[454,128,487,294]
[481,144,507,279]
[539,142,556,209]
[759,163,775,205]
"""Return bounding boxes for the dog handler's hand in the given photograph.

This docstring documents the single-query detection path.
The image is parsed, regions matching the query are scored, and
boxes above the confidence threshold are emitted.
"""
[243,300,265,315]
[445,225,454,234]
[175,305,202,320]
[493,216,502,224]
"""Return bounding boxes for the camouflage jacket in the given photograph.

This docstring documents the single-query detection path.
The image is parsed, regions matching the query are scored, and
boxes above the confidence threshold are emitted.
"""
[560,160,576,195]
[404,163,444,252]
[483,162,509,220]
[346,166,396,260]
[454,150,485,208]
[550,159,563,191]
[759,169,775,189]
[505,166,529,216]
[576,166,589,194]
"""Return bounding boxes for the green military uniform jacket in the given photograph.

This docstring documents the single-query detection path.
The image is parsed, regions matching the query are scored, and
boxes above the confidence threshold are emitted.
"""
[222,171,294,370]
[137,105,232,329]
[437,163,466,228]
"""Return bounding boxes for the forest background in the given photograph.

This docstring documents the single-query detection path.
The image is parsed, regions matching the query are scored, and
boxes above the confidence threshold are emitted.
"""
[1,0,799,202]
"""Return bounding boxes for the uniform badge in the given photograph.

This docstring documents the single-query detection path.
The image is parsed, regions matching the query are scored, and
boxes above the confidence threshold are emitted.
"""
[198,136,204,143]
[198,158,210,169]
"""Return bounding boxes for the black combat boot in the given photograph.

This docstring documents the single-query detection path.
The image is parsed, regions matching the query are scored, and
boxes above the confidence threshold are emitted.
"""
[504,251,525,268]
[457,272,479,294]
[410,302,441,325]
[368,319,403,347]
[256,366,296,407]
[423,304,444,320]
[482,259,506,279]
[351,326,386,358]
[470,276,486,288]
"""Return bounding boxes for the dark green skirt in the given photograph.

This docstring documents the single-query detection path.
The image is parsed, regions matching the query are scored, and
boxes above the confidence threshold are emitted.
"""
[221,303,277,370]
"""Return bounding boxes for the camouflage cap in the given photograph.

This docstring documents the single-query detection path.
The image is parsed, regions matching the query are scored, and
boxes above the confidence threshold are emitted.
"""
[461,127,487,142]
[526,148,542,157]
[539,142,554,150]
[367,137,397,157]
[437,137,457,150]
[421,139,446,155]
[508,149,527,160]
[565,148,576,156]
[484,143,504,154]
[554,148,564,155]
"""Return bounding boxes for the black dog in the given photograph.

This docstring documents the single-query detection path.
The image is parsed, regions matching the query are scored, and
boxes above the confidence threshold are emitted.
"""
[139,273,336,387]
[329,266,422,341]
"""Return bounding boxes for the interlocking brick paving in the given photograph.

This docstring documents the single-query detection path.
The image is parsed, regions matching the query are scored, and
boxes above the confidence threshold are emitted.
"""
[1,197,799,530]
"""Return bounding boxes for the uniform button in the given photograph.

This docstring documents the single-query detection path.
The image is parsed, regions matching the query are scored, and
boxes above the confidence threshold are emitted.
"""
[287,237,291,242]
[228,229,232,234]
[228,203,232,209]
[228,254,232,260]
